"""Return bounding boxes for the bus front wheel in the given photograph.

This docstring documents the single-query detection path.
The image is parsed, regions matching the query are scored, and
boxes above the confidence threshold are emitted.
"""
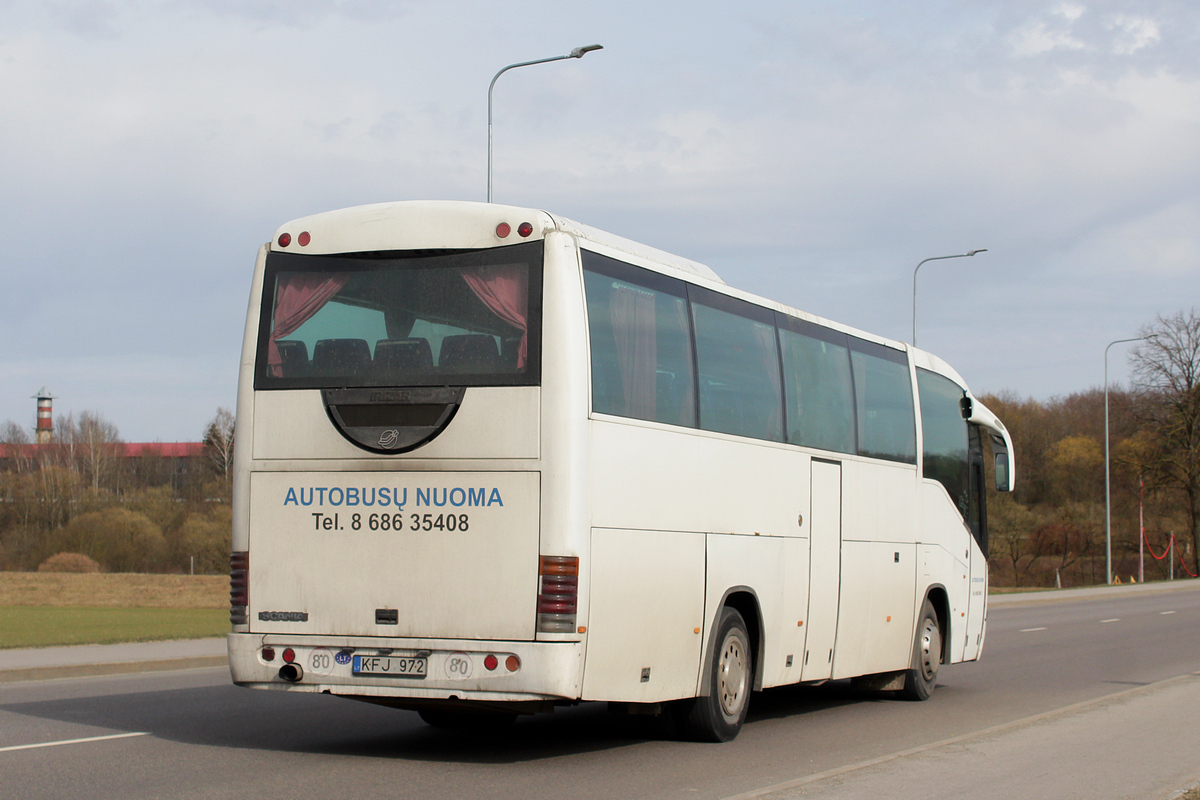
[675,607,753,742]
[900,598,941,701]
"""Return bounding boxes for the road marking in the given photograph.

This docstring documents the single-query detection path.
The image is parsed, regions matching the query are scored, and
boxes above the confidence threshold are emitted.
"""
[1101,618,1120,623]
[1161,611,1176,615]
[0,732,148,753]
[1020,627,1047,632]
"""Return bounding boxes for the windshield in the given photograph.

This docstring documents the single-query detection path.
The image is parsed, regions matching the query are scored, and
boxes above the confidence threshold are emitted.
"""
[254,241,542,389]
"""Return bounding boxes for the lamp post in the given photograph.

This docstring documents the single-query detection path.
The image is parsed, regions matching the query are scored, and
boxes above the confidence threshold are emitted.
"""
[911,249,987,347]
[487,44,603,203]
[1104,334,1154,585]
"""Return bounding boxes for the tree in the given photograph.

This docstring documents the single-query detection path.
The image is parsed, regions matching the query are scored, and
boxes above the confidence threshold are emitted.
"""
[1131,309,1200,573]
[0,420,34,474]
[72,411,123,493]
[203,408,235,482]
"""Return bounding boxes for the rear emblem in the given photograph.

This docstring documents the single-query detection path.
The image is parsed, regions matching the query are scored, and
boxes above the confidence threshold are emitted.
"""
[378,430,400,448]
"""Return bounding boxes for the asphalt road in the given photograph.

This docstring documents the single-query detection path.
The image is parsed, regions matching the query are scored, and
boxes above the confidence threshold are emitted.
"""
[2,583,1198,800]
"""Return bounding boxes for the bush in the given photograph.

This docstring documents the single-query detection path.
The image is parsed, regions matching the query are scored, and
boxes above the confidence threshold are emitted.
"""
[176,508,232,574]
[61,507,166,572]
[38,552,101,573]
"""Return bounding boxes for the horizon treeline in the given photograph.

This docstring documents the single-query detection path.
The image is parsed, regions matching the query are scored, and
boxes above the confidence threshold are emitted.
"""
[0,408,234,574]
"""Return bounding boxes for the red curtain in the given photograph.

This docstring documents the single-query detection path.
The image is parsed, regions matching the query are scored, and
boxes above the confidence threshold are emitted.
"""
[462,266,528,368]
[267,273,349,376]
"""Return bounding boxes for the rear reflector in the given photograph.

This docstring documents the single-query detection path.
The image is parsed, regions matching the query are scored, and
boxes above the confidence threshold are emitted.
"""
[229,551,249,625]
[537,555,579,634]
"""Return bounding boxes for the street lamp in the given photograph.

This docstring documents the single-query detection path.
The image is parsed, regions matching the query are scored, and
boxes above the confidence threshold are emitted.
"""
[1104,334,1155,585]
[911,249,987,347]
[487,44,603,203]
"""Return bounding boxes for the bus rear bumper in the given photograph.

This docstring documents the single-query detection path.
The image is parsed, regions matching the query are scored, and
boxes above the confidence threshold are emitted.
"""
[227,632,584,704]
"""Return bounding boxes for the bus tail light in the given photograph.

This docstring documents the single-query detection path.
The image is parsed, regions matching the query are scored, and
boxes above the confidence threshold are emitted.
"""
[537,555,579,633]
[230,551,249,625]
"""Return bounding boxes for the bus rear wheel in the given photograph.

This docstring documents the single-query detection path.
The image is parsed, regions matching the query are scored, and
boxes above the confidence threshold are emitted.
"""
[675,607,753,742]
[900,598,941,701]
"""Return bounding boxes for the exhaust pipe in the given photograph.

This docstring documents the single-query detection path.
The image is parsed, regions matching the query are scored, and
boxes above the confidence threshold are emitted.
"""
[278,663,304,683]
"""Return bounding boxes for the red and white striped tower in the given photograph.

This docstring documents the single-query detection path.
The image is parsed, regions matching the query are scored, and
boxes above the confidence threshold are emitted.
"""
[33,387,55,444]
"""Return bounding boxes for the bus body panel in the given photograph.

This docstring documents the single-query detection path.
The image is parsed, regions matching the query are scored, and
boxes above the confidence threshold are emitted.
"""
[833,540,917,679]
[918,479,973,661]
[964,539,988,661]
[247,470,540,640]
[535,232,592,591]
[833,460,919,680]
[705,532,809,690]
[588,419,804,538]
[580,528,705,702]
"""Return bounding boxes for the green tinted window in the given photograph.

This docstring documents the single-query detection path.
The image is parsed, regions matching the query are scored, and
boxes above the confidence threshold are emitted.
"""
[691,291,783,442]
[851,343,916,463]
[918,369,969,517]
[583,253,695,427]
[779,323,855,454]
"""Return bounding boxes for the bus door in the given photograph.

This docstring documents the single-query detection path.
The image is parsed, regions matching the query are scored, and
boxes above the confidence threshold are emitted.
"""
[963,424,988,660]
[802,459,842,681]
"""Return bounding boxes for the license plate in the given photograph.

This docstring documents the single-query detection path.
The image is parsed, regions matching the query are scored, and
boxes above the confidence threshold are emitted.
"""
[352,655,427,678]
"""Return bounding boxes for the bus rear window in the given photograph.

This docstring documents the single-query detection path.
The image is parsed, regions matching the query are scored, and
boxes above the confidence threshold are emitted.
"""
[254,241,542,389]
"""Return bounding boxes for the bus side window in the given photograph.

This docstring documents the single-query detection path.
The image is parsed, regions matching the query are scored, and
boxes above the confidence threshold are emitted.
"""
[917,369,970,518]
[778,320,855,455]
[582,253,695,428]
[849,341,916,464]
[689,292,783,442]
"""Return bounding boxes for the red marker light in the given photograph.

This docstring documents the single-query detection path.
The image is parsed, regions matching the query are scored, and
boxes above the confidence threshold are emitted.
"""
[517,222,533,237]
[282,648,296,664]
[298,231,311,246]
[484,654,498,671]
[496,222,511,238]
[277,232,292,247]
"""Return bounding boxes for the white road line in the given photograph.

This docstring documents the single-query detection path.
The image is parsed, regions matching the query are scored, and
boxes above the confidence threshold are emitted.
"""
[0,732,148,753]
[1161,611,1176,615]
[1101,618,1120,623]
[1020,627,1048,632]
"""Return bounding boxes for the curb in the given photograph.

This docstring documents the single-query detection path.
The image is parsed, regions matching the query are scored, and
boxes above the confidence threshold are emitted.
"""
[0,655,228,684]
[988,578,1200,607]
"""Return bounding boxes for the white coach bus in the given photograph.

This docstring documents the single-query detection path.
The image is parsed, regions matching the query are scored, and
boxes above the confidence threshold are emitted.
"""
[228,200,1014,741]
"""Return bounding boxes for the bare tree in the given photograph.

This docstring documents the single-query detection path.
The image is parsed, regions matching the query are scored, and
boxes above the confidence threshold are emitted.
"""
[0,420,34,474]
[203,408,235,481]
[73,411,123,493]
[1131,309,1200,573]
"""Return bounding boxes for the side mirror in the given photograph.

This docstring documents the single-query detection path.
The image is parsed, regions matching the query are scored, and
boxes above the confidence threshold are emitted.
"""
[994,451,1011,492]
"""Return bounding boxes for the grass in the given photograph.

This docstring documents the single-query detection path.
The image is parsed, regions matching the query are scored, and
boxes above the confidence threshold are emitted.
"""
[0,572,228,649]
[0,607,228,648]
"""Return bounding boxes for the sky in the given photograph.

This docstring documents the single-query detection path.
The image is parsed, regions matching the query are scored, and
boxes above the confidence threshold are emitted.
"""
[0,0,1197,442]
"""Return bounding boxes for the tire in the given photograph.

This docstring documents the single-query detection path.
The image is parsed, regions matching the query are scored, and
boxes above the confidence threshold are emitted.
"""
[900,598,942,701]
[675,607,753,742]
[418,708,517,730]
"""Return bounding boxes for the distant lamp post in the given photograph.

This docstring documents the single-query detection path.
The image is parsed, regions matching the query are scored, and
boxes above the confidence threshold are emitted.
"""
[911,249,987,347]
[487,44,603,203]
[1104,334,1155,585]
